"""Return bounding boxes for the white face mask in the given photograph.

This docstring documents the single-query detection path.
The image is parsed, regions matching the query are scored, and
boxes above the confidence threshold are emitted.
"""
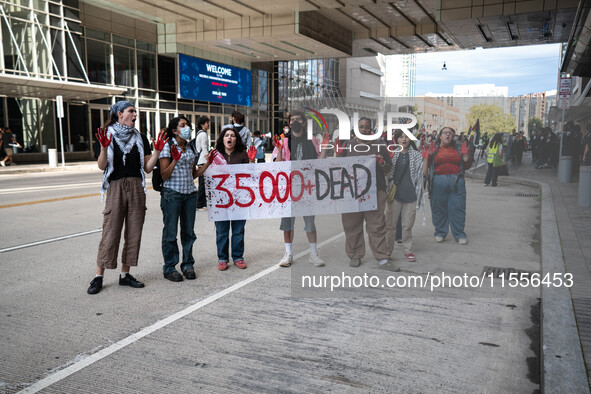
[179,126,191,140]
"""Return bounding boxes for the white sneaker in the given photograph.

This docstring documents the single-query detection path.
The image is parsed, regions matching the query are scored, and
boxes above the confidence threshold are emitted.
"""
[0,161,5,167]
[309,253,325,267]
[458,238,467,245]
[435,236,444,243]
[279,253,293,267]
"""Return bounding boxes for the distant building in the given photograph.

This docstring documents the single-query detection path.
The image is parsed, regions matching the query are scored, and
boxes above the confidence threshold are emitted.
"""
[509,90,556,135]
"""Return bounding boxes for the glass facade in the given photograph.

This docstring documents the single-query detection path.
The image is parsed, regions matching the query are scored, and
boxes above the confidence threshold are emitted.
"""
[0,0,274,160]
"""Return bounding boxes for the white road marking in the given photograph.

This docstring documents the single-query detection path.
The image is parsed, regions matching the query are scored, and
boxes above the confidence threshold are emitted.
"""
[0,229,103,253]
[0,182,101,194]
[17,232,345,393]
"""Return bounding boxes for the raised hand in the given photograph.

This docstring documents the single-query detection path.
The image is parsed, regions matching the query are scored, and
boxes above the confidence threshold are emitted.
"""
[95,128,111,148]
[321,132,330,146]
[247,145,257,162]
[334,138,346,157]
[273,135,283,150]
[152,129,169,152]
[421,144,429,159]
[420,133,425,147]
[429,141,437,156]
[375,154,384,166]
[207,148,218,164]
[461,142,469,156]
[170,144,182,161]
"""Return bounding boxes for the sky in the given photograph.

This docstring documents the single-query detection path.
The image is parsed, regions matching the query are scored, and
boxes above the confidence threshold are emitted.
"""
[414,43,561,97]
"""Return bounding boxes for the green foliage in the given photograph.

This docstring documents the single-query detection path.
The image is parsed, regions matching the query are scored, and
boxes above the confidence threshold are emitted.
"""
[465,103,515,135]
[527,117,543,135]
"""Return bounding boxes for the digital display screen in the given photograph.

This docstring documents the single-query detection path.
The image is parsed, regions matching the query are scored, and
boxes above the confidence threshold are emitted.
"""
[178,54,252,106]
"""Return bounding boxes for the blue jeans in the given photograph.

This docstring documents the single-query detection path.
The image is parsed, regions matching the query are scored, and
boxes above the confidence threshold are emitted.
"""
[160,188,197,274]
[430,175,466,240]
[215,220,246,262]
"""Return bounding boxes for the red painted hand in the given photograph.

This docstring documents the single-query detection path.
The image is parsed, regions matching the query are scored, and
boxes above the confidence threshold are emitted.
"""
[247,145,257,161]
[334,138,346,157]
[207,149,218,164]
[375,154,384,166]
[429,141,437,155]
[421,145,429,159]
[321,132,330,146]
[461,142,469,156]
[152,129,169,152]
[95,128,111,148]
[273,135,283,150]
[170,144,182,161]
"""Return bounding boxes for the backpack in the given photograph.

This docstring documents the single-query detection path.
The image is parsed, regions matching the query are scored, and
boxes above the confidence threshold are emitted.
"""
[152,140,198,192]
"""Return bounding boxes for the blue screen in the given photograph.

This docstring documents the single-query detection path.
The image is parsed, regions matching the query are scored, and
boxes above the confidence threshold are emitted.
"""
[178,54,252,106]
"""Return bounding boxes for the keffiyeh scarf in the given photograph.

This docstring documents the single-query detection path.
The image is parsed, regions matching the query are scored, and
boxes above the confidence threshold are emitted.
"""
[100,122,145,200]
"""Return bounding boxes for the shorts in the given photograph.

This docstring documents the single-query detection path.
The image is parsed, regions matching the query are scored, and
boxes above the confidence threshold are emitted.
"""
[5,148,13,157]
[280,216,316,232]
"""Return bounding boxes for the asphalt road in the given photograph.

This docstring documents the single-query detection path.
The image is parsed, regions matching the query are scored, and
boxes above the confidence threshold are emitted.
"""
[0,170,541,393]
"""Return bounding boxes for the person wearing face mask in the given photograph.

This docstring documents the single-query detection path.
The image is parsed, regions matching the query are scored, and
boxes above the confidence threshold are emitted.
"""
[423,127,472,245]
[88,101,167,295]
[272,110,326,268]
[158,117,215,282]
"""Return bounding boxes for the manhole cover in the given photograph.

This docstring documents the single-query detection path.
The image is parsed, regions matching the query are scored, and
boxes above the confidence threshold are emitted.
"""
[482,266,537,278]
[515,193,539,197]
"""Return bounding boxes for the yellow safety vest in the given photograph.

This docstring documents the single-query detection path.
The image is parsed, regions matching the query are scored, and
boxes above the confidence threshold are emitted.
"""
[487,144,499,163]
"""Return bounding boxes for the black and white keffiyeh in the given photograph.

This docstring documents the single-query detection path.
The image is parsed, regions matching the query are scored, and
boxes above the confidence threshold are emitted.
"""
[100,122,145,199]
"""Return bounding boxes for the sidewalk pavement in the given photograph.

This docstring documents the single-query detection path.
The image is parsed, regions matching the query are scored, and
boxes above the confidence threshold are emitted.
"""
[0,160,100,175]
[468,152,591,392]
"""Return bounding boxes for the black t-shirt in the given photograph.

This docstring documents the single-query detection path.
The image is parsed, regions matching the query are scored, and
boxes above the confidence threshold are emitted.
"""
[95,134,151,181]
[2,132,12,149]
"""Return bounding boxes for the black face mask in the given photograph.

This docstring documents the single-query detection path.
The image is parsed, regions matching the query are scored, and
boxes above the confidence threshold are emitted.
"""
[290,121,303,133]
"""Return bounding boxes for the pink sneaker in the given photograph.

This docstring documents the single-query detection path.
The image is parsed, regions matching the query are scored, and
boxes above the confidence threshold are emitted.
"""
[405,253,416,262]
[218,261,228,271]
[234,260,247,269]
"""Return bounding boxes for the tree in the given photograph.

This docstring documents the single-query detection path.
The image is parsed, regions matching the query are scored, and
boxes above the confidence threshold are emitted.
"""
[527,117,543,138]
[465,103,515,136]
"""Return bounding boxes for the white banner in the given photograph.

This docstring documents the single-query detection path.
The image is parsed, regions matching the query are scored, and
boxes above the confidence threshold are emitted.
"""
[204,156,377,221]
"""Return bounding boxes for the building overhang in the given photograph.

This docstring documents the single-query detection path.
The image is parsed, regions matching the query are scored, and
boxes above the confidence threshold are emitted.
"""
[0,74,126,101]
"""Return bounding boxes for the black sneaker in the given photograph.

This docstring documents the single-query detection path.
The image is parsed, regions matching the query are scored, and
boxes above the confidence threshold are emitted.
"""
[183,269,196,280]
[119,273,144,288]
[163,271,183,282]
[87,276,103,295]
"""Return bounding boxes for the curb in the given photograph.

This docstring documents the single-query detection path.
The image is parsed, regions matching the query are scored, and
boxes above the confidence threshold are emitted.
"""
[466,166,589,393]
[0,164,100,175]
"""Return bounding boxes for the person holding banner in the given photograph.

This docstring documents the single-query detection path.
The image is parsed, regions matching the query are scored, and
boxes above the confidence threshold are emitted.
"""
[273,109,326,268]
[212,126,256,271]
[339,117,392,267]
[87,101,167,295]
[159,117,215,282]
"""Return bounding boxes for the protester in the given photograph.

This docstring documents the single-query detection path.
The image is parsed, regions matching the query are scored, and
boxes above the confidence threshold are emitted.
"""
[193,115,210,211]
[386,129,423,262]
[87,101,166,294]
[159,117,215,282]
[484,132,504,187]
[1,127,20,166]
[253,130,266,162]
[273,109,326,268]
[338,117,392,267]
[424,127,472,245]
[512,132,525,163]
[231,110,252,147]
[212,127,255,271]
